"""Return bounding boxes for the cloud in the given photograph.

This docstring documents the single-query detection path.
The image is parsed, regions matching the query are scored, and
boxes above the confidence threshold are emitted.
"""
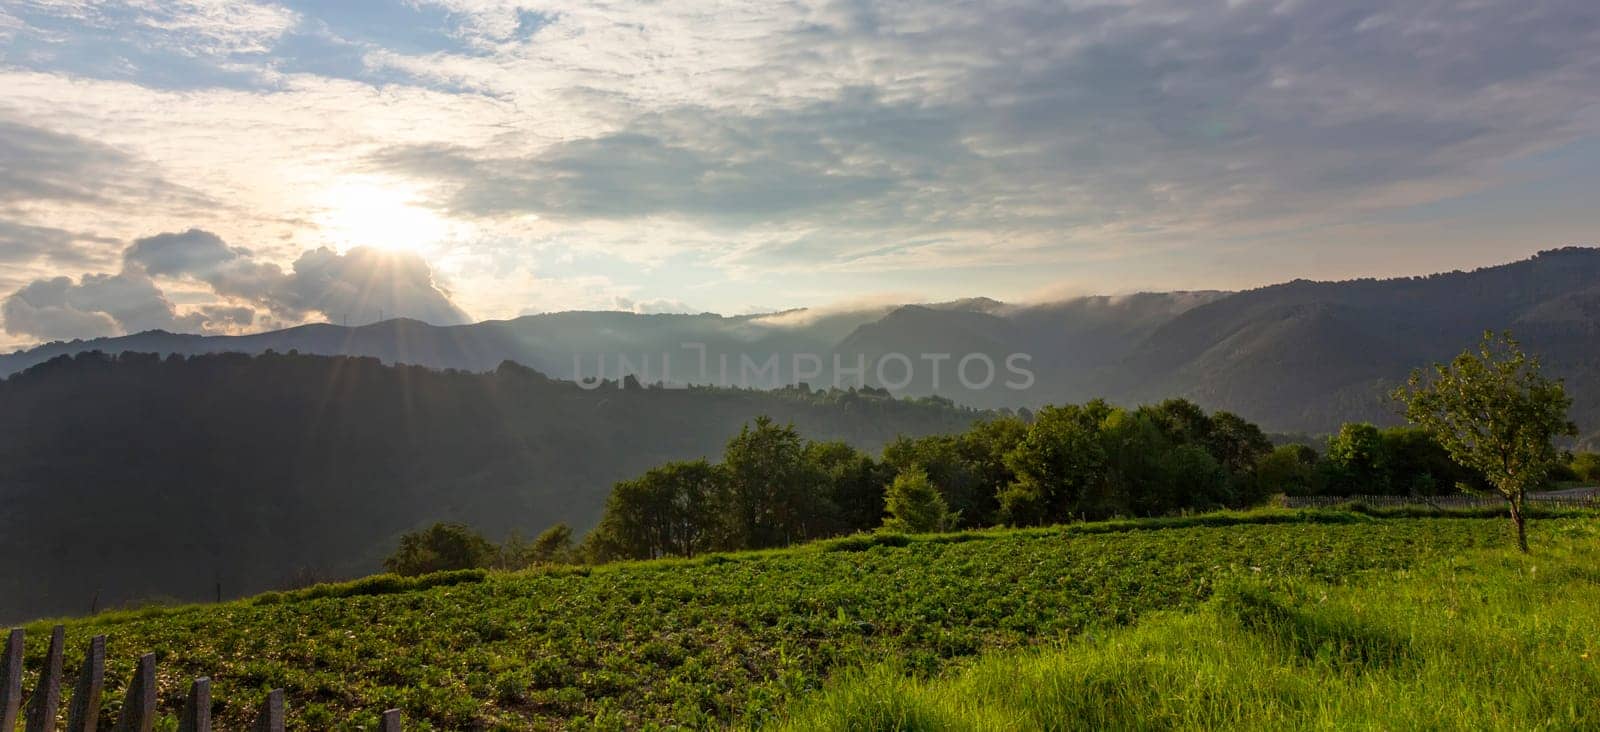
[347,0,1600,282]
[2,229,471,343]
[0,219,119,266]
[120,228,471,325]
[0,119,142,205]
[610,296,693,315]
[195,303,256,328]
[264,246,471,325]
[0,270,198,341]
[123,228,248,277]
[0,278,119,340]
[3,0,1600,323]
[371,121,901,224]
[0,117,214,215]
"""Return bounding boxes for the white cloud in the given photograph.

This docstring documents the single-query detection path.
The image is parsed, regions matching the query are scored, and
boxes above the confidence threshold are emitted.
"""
[2,229,472,343]
[0,270,197,340]
[1,0,1598,335]
[611,295,694,315]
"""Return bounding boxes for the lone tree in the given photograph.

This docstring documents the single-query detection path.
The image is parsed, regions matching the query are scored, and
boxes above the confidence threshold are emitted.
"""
[1393,332,1576,552]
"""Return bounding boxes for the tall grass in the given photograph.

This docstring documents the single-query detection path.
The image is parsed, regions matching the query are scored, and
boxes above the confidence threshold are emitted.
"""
[776,518,1600,731]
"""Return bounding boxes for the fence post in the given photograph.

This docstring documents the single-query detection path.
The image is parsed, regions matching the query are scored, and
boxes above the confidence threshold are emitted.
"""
[24,625,66,732]
[250,688,285,732]
[65,635,106,732]
[381,708,403,731]
[178,677,212,732]
[2,629,23,731]
[114,653,157,732]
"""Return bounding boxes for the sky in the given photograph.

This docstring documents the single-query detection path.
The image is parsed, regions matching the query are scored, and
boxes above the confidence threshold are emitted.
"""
[1,0,1598,352]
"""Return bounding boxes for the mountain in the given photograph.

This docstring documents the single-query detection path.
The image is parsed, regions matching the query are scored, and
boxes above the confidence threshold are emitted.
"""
[1109,248,1600,434]
[0,350,982,622]
[2,249,1597,438]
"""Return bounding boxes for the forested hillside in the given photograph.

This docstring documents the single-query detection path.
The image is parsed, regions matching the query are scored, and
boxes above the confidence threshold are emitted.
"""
[0,351,982,621]
[1107,247,1600,435]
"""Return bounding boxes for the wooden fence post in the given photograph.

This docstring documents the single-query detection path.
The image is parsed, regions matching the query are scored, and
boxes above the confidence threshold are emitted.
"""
[1,629,23,731]
[250,688,285,732]
[381,707,403,731]
[178,677,212,732]
[65,635,106,732]
[24,625,65,732]
[114,653,157,732]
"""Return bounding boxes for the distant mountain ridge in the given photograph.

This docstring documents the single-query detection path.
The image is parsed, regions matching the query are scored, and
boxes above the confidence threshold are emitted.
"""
[4,248,1599,439]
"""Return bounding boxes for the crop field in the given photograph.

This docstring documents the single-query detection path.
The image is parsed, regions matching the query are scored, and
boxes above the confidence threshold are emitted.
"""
[12,513,1524,729]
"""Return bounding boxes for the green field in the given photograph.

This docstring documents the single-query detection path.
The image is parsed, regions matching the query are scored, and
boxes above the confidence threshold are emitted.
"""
[11,511,1592,730]
[782,518,1600,731]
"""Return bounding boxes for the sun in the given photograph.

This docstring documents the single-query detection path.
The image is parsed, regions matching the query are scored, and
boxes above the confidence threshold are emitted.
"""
[314,178,453,254]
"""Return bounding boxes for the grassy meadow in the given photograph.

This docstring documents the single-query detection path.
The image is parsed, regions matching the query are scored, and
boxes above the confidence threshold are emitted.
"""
[781,517,1600,731]
[8,510,1595,730]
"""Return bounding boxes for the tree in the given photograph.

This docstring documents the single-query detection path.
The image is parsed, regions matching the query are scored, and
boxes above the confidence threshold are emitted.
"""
[959,416,1029,508]
[1255,444,1319,497]
[494,530,532,570]
[1571,452,1600,483]
[1323,423,1389,494]
[1393,332,1577,552]
[1141,398,1213,447]
[999,404,1108,525]
[591,460,724,560]
[1160,444,1231,510]
[881,468,959,533]
[528,523,575,564]
[806,440,890,535]
[1204,411,1273,482]
[385,522,496,576]
[1379,427,1480,496]
[1097,408,1173,516]
[721,417,827,549]
[883,434,987,527]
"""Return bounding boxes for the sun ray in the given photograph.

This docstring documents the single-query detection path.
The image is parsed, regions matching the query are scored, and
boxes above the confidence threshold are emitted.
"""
[314,178,454,255]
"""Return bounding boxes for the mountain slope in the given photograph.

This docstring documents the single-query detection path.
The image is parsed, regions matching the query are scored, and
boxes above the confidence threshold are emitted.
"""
[1114,248,1600,432]
[0,350,982,622]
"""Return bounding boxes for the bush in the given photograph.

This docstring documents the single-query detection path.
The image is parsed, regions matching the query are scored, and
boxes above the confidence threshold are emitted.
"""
[1571,452,1600,483]
[384,522,496,576]
[882,468,960,533]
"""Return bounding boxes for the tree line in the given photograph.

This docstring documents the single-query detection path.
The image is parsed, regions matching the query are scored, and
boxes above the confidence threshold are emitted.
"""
[386,398,1486,571]
[394,410,1600,572]
[386,332,1592,572]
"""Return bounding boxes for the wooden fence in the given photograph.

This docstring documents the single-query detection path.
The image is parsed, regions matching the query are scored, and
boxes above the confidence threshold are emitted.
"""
[1,626,406,731]
[1281,492,1600,510]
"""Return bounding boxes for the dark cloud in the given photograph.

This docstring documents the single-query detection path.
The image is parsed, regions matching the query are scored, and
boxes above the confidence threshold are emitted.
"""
[0,119,139,205]
[196,304,257,329]
[123,228,249,278]
[369,0,1599,249]
[0,220,119,266]
[0,117,216,210]
[369,96,924,224]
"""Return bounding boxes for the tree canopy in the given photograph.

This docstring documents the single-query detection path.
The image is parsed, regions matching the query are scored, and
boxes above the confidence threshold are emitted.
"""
[1393,332,1577,551]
